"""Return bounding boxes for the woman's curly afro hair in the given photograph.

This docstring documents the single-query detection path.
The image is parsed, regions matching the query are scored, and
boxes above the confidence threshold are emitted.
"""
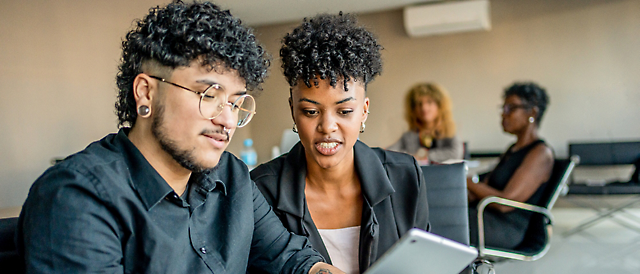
[115,1,270,127]
[280,12,383,91]
[504,82,550,125]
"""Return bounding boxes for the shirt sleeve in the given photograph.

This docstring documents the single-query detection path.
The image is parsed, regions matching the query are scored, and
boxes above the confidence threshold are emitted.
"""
[246,182,325,274]
[19,167,124,274]
[428,136,464,163]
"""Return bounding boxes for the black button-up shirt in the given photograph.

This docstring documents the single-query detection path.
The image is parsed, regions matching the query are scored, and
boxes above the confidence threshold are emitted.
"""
[18,129,324,273]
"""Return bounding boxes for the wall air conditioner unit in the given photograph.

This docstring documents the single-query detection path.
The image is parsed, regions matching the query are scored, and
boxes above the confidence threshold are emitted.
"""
[403,0,491,37]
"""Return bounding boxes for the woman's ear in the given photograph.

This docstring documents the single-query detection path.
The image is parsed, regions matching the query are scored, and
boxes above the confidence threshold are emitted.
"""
[530,106,539,120]
[362,97,370,123]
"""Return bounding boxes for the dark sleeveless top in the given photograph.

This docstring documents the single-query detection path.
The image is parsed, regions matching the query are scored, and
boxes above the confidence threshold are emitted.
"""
[487,139,549,206]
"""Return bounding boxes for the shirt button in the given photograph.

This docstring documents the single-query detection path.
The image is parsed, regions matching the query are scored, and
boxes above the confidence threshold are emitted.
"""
[173,193,180,199]
[200,247,207,254]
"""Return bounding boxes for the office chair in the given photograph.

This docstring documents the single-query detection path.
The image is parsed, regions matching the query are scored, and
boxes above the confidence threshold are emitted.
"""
[421,162,470,245]
[421,162,476,274]
[470,156,578,273]
[0,217,22,273]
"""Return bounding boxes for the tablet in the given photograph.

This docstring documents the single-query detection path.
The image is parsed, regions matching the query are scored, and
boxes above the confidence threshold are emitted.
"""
[364,228,478,274]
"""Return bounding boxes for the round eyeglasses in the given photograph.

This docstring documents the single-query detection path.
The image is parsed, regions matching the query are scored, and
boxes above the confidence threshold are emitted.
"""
[148,75,256,127]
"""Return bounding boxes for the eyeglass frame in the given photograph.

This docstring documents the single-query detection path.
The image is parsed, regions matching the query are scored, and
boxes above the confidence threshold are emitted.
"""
[147,75,256,127]
[499,103,531,115]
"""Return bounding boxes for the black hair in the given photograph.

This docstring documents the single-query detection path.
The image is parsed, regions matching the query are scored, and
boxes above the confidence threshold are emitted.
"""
[504,82,550,124]
[115,1,270,127]
[280,12,383,91]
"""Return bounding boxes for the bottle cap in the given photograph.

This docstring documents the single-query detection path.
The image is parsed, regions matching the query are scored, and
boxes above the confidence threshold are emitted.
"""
[244,138,253,147]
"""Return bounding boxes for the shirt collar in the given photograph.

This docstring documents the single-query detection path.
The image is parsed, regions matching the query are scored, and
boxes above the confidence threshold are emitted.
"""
[113,128,227,211]
[275,140,395,218]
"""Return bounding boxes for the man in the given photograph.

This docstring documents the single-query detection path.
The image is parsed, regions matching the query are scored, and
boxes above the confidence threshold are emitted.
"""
[18,2,343,273]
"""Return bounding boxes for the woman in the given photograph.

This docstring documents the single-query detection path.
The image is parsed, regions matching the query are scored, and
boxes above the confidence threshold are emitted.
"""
[467,82,554,249]
[250,13,429,274]
[387,83,463,164]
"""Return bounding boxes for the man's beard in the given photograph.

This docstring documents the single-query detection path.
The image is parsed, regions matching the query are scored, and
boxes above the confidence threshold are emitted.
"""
[151,103,216,173]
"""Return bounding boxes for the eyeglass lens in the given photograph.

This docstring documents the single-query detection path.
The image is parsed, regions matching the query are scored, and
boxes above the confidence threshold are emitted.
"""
[199,86,255,127]
[500,104,525,114]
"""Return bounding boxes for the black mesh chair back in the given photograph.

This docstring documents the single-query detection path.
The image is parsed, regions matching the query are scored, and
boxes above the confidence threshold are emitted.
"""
[513,158,575,254]
[421,162,469,245]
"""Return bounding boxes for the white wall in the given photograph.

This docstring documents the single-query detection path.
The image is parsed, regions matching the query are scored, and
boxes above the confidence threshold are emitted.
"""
[250,0,640,164]
[1,0,639,208]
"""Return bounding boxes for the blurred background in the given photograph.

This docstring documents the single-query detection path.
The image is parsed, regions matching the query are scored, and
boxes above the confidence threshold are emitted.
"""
[1,0,639,209]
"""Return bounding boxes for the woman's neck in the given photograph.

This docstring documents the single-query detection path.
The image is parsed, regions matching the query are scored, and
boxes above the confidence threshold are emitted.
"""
[418,121,436,133]
[514,125,539,151]
[305,159,359,194]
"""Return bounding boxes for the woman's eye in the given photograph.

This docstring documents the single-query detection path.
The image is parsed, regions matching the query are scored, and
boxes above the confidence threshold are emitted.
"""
[339,109,354,115]
[303,109,318,116]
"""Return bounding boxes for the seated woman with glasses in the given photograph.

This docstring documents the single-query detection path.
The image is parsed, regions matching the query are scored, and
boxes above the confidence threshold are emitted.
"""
[387,82,463,165]
[467,82,554,249]
[250,13,429,273]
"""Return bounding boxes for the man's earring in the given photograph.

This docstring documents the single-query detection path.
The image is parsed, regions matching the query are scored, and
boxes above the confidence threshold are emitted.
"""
[529,117,535,124]
[292,123,298,133]
[138,105,150,118]
[360,122,366,133]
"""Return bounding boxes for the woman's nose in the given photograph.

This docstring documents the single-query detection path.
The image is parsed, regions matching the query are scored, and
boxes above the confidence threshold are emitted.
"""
[317,113,338,133]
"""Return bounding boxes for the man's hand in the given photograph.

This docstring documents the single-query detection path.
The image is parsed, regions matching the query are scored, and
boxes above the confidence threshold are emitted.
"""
[308,262,346,274]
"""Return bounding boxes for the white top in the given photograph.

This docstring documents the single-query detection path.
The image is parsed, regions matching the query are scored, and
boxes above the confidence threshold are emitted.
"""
[317,226,361,274]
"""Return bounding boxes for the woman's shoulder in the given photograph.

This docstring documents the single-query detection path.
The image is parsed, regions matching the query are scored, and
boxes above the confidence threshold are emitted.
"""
[250,155,288,198]
[529,140,554,160]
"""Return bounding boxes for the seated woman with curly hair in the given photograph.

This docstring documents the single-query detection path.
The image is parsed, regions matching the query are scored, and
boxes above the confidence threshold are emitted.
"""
[467,82,554,249]
[388,82,464,164]
[250,13,429,273]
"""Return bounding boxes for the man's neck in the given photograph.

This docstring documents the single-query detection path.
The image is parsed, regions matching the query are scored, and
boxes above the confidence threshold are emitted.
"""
[127,125,192,196]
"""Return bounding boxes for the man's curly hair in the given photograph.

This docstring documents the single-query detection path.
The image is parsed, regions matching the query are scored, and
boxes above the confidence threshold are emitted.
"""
[115,1,270,127]
[280,12,383,91]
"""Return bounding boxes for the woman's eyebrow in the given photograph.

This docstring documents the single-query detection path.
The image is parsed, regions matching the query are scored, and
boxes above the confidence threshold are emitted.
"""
[298,97,355,105]
[336,97,355,105]
[299,98,320,105]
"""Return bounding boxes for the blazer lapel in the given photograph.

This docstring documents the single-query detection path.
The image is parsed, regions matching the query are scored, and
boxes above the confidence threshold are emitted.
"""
[275,142,332,263]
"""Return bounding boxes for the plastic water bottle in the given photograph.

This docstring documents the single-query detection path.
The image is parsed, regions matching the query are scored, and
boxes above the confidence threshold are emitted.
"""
[240,138,257,170]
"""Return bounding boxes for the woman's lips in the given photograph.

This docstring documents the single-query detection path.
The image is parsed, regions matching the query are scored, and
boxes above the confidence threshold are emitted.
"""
[315,141,340,156]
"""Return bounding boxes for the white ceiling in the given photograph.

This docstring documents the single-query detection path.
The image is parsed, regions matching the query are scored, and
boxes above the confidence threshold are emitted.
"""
[210,0,440,26]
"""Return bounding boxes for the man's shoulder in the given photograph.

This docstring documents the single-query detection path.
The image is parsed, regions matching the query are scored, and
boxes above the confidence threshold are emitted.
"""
[31,134,130,195]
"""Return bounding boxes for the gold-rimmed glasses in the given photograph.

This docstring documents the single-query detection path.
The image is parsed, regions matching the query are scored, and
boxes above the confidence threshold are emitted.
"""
[148,75,256,127]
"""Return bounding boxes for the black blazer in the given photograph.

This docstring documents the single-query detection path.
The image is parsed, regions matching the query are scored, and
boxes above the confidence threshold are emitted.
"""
[251,141,430,273]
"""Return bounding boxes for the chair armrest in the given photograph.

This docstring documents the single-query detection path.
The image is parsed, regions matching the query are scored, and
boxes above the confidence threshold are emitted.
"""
[476,196,553,257]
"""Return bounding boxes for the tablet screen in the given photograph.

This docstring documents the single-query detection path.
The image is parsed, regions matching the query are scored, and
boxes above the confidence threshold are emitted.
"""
[365,228,478,274]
